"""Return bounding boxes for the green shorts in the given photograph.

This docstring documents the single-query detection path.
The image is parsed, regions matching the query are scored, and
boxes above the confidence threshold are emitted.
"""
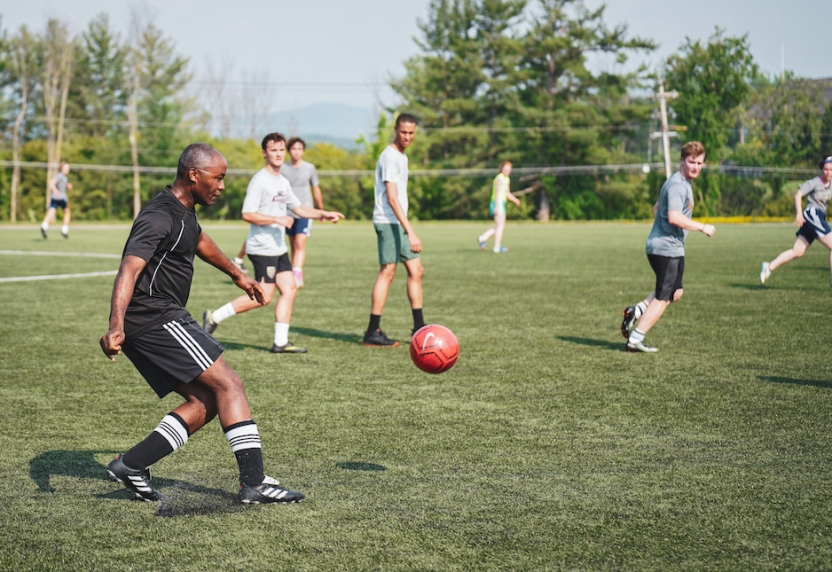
[374,223,420,265]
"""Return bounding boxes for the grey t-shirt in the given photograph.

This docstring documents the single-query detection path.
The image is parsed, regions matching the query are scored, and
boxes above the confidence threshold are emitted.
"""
[53,173,69,201]
[645,171,694,257]
[281,161,319,218]
[798,177,832,215]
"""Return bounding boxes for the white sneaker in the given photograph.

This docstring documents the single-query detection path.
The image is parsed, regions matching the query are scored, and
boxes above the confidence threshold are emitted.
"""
[760,262,771,284]
[626,340,658,353]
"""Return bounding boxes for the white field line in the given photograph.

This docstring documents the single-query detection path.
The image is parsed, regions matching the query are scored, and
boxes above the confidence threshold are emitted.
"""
[0,250,120,283]
[0,250,121,258]
[0,270,118,283]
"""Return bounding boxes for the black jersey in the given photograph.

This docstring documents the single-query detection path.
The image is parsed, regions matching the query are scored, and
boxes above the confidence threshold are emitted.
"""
[121,187,202,340]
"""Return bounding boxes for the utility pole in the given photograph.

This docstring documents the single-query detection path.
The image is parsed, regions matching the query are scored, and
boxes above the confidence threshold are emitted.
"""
[648,78,679,179]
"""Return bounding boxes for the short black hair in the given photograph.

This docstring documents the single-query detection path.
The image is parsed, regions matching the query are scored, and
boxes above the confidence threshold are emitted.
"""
[287,136,306,151]
[395,113,417,128]
[819,154,832,170]
[261,132,286,151]
[176,143,220,180]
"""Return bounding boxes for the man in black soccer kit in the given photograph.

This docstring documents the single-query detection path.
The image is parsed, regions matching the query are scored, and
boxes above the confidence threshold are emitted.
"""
[100,143,304,504]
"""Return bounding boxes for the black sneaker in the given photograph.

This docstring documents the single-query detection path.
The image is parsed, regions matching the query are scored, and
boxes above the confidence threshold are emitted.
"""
[203,310,217,335]
[107,454,163,502]
[362,329,399,347]
[621,306,637,339]
[41,227,47,239]
[61,230,68,239]
[270,341,307,353]
[239,479,305,504]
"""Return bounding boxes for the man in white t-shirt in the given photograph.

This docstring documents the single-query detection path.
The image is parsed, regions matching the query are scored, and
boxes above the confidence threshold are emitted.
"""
[203,133,344,353]
[362,113,425,347]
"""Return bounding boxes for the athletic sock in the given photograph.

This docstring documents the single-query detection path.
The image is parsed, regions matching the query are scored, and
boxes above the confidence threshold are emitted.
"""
[628,328,646,345]
[367,314,381,333]
[122,412,190,471]
[41,222,48,231]
[233,256,244,265]
[635,301,648,320]
[61,225,68,235]
[212,302,236,324]
[224,420,265,487]
[412,308,425,331]
[275,322,290,347]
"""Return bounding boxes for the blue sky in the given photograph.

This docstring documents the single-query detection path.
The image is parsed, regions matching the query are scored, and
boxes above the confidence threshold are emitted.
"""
[2,0,827,114]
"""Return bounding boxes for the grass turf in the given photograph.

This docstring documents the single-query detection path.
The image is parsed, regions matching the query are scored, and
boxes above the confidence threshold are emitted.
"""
[1,221,832,570]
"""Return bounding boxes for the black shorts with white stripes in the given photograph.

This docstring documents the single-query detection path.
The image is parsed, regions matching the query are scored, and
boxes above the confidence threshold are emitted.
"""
[122,316,224,398]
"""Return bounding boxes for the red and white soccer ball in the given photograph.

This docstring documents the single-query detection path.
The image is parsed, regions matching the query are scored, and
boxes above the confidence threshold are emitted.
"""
[410,324,459,374]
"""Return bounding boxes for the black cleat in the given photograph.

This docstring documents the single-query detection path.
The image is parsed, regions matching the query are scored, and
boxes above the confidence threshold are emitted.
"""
[270,341,307,353]
[362,328,399,347]
[239,479,305,504]
[621,306,637,339]
[61,231,68,239]
[202,310,217,335]
[41,227,47,239]
[107,454,163,502]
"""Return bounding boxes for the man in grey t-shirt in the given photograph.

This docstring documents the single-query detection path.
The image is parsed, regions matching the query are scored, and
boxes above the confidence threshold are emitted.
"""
[41,161,73,239]
[282,137,324,288]
[760,155,832,285]
[620,142,715,352]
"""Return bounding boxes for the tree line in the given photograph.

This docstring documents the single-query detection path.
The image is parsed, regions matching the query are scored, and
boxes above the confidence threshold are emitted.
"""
[0,2,830,223]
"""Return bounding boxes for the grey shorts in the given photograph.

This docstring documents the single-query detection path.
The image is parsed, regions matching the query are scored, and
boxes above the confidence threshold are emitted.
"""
[122,316,224,398]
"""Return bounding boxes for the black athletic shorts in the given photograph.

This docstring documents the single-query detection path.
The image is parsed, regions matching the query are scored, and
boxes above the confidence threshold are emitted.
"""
[248,253,292,284]
[122,316,224,398]
[647,254,684,302]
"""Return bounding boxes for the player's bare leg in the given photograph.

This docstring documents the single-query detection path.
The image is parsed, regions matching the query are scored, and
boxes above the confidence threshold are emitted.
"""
[493,213,507,252]
[404,258,426,333]
[769,236,810,271]
[290,233,308,287]
[173,358,251,430]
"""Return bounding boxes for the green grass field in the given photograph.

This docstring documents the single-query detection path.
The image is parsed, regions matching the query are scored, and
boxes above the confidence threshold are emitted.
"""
[2,220,832,571]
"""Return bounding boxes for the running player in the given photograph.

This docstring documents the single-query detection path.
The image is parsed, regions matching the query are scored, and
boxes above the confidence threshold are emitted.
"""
[620,141,715,352]
[41,162,72,239]
[760,155,832,286]
[203,133,344,353]
[478,161,521,253]
[362,113,425,347]
[281,137,325,288]
[100,143,304,504]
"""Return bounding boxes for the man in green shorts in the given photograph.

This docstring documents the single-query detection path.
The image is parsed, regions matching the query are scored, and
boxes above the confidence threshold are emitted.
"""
[362,113,425,347]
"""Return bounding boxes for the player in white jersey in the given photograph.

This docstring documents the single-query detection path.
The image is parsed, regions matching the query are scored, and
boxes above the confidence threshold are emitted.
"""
[760,156,832,286]
[203,133,344,353]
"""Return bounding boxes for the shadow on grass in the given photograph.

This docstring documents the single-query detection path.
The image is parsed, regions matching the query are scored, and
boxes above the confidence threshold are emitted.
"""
[557,336,623,352]
[220,341,272,352]
[729,283,766,291]
[759,375,832,389]
[30,449,246,517]
[291,326,362,344]
[337,462,387,471]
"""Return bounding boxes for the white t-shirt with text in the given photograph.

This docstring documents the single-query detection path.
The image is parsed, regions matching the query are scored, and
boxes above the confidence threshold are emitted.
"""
[242,168,302,256]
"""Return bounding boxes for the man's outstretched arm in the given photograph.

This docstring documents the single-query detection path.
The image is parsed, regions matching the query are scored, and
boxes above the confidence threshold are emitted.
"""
[195,232,265,305]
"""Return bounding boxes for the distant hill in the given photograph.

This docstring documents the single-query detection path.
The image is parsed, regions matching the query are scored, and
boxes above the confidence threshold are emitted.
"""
[269,103,379,150]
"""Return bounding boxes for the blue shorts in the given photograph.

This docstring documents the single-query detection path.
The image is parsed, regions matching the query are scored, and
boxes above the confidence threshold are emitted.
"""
[797,207,831,244]
[49,199,68,210]
[286,217,312,237]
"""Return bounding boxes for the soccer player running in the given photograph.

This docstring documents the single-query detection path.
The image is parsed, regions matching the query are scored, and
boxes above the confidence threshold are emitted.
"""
[362,113,425,347]
[621,141,715,352]
[478,161,521,253]
[203,133,344,353]
[41,161,72,239]
[281,137,325,288]
[100,143,304,504]
[760,155,832,285]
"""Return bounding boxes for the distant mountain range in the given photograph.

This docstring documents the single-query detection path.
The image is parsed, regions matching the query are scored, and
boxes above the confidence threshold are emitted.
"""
[269,103,380,150]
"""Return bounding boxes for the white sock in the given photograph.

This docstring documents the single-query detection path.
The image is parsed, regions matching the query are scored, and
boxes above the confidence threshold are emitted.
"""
[61,225,68,235]
[292,267,302,273]
[274,322,289,346]
[41,222,48,230]
[233,256,244,265]
[212,302,236,324]
[628,328,645,345]
[635,301,648,319]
